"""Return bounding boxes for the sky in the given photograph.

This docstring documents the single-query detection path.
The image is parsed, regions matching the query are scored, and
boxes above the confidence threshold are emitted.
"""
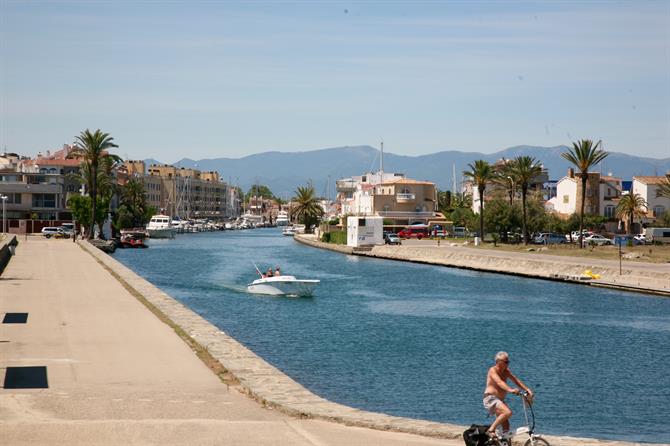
[1,1,669,162]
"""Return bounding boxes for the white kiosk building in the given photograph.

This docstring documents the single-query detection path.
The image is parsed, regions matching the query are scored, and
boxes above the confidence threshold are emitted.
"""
[347,216,383,247]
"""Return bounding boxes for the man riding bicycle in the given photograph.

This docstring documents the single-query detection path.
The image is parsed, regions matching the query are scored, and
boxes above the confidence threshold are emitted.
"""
[483,351,533,439]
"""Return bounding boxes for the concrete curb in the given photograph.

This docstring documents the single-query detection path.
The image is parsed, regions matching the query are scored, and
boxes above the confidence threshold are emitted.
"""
[79,240,650,446]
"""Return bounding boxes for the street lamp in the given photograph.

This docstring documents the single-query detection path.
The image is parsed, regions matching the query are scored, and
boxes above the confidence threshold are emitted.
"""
[1,195,7,238]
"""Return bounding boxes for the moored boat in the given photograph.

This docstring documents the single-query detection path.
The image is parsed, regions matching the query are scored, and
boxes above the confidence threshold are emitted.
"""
[146,215,176,238]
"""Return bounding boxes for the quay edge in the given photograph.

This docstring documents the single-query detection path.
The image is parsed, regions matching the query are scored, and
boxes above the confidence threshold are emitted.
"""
[293,234,670,297]
[78,239,657,446]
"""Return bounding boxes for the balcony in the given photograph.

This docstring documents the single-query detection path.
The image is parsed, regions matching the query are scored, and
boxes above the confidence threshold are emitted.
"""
[396,193,415,202]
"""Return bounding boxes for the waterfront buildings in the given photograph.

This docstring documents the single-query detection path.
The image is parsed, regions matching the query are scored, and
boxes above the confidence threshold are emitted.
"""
[336,171,442,226]
[122,161,240,220]
[0,146,81,221]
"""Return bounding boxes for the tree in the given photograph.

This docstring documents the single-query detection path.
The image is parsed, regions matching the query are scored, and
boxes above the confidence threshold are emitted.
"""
[463,160,495,239]
[508,156,543,244]
[561,139,608,248]
[616,193,647,235]
[68,129,119,239]
[245,184,275,201]
[658,174,670,199]
[492,158,516,206]
[119,178,151,228]
[292,185,324,233]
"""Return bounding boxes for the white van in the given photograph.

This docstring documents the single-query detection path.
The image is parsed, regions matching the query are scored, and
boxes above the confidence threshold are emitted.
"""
[645,228,670,244]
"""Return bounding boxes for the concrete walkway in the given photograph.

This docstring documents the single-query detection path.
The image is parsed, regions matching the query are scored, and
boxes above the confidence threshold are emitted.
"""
[0,237,454,445]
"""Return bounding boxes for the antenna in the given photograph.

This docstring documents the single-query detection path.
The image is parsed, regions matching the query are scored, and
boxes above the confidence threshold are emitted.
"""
[380,140,384,178]
[452,163,457,193]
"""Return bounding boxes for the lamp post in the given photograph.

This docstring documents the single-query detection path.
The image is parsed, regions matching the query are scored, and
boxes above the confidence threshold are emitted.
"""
[1,195,7,238]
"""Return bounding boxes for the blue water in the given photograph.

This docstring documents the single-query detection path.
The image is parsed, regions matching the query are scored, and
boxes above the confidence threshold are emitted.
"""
[112,229,670,443]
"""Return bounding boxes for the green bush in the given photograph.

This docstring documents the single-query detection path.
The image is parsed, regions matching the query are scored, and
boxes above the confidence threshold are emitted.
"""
[323,230,347,245]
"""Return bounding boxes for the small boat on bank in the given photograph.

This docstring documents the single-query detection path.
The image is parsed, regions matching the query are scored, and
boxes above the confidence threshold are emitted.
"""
[282,226,297,236]
[119,230,147,248]
[247,275,320,297]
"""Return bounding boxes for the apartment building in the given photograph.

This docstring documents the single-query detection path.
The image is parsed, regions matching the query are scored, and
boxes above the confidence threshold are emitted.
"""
[336,172,440,226]
[125,161,238,219]
[0,147,81,221]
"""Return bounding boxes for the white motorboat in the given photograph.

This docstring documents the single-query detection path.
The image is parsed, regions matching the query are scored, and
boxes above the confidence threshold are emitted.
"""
[146,215,176,238]
[247,275,320,296]
[282,226,297,236]
[276,210,290,226]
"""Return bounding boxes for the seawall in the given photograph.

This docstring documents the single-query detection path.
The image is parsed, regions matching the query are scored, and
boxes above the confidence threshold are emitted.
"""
[294,235,670,296]
[0,235,18,275]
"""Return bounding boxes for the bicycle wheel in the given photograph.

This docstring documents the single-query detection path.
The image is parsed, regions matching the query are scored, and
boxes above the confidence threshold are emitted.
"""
[524,437,550,446]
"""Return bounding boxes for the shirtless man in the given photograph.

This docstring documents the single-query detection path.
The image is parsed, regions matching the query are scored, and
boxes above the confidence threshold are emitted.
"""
[483,351,533,438]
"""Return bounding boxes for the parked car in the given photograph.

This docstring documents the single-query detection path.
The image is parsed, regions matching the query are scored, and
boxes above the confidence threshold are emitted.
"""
[60,223,75,236]
[612,235,643,246]
[532,233,567,244]
[452,226,467,238]
[567,230,594,242]
[384,233,401,245]
[431,225,449,238]
[583,234,613,246]
[634,234,647,244]
[398,225,429,239]
[41,227,69,239]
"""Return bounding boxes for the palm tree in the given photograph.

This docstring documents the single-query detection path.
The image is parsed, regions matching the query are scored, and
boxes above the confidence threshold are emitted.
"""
[492,158,516,206]
[463,160,495,241]
[616,193,647,235]
[292,185,324,233]
[658,174,670,199]
[68,129,118,238]
[508,156,543,244]
[121,178,148,227]
[561,139,608,248]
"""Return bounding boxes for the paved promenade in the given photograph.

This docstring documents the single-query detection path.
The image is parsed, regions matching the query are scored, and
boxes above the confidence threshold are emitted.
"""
[1,237,652,445]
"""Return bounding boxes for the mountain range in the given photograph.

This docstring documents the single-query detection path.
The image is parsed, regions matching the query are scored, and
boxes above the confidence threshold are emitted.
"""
[145,145,670,198]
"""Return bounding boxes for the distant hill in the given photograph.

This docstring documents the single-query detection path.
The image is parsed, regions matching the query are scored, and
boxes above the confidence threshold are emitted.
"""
[145,145,670,198]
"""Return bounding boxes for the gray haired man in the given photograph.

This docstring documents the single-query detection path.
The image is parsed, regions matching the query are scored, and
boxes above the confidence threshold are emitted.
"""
[483,351,533,438]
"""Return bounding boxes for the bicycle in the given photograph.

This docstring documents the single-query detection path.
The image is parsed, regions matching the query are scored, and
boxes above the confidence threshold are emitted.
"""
[486,391,550,446]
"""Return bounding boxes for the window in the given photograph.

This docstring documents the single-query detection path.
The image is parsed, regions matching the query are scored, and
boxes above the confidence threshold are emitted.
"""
[604,205,615,218]
[653,205,665,217]
[563,195,569,204]
[32,193,56,208]
[358,218,366,226]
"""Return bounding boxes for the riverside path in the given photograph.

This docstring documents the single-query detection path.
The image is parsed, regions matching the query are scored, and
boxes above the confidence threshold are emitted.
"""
[0,237,455,446]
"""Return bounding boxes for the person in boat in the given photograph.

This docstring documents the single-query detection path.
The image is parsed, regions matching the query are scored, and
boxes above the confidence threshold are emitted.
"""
[483,351,533,439]
[266,268,273,278]
[274,267,281,276]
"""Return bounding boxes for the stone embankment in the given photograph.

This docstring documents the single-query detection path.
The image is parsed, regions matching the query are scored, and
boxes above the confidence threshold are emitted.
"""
[0,235,18,274]
[80,239,653,446]
[294,235,670,296]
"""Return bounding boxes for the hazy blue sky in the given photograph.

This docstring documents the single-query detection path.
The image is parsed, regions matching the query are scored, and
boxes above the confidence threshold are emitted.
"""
[1,1,669,161]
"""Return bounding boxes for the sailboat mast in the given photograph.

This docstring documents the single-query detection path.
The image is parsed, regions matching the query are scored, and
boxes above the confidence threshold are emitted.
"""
[380,141,384,178]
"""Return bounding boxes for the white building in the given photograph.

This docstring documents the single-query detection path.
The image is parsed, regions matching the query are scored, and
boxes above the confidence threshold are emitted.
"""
[546,169,622,218]
[346,216,383,247]
[632,176,670,221]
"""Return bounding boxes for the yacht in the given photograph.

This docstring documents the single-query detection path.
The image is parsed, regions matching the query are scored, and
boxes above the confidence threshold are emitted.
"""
[247,275,320,297]
[146,215,176,238]
[276,210,290,226]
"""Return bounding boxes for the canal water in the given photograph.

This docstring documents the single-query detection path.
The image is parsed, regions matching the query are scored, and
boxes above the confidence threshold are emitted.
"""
[112,229,670,443]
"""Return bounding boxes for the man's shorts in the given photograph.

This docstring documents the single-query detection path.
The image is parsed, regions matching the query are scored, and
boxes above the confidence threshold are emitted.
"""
[483,394,503,415]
